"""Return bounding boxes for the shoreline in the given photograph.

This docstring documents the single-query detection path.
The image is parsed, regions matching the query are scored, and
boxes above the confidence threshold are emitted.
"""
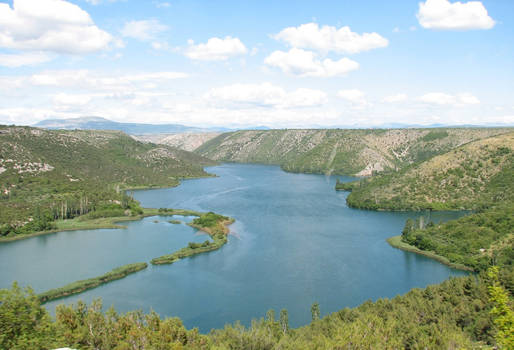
[39,262,148,304]
[151,217,234,265]
[33,210,234,302]
[386,235,473,272]
[0,208,204,243]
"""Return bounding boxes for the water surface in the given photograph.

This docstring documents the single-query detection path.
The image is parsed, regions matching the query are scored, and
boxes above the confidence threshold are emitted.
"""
[1,164,468,332]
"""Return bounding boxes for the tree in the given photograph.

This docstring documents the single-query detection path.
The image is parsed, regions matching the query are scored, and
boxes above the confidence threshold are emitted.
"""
[0,283,56,350]
[279,309,289,334]
[402,218,414,237]
[311,302,320,321]
[266,309,275,323]
[488,267,514,349]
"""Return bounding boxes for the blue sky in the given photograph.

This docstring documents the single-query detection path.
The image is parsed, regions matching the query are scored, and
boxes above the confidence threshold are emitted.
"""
[0,0,512,128]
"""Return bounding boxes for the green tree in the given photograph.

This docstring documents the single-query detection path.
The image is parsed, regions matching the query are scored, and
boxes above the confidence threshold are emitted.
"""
[0,283,56,350]
[311,302,320,321]
[279,309,289,334]
[488,266,514,349]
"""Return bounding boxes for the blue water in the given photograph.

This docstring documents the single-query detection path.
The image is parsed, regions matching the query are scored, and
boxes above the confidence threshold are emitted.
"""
[1,164,468,332]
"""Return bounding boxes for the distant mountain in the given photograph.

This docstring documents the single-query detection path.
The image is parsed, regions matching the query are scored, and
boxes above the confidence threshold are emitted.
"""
[34,117,231,134]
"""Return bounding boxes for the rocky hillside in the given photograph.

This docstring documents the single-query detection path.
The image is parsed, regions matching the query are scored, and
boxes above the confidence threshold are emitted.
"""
[0,126,215,226]
[195,128,510,176]
[343,132,514,210]
[133,132,221,151]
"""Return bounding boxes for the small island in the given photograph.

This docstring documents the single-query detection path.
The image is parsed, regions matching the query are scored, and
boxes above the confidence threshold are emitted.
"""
[36,209,234,303]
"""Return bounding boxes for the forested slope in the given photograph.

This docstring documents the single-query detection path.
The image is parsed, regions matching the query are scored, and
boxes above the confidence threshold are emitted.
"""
[343,132,514,210]
[196,128,510,176]
[0,126,215,236]
[1,270,510,349]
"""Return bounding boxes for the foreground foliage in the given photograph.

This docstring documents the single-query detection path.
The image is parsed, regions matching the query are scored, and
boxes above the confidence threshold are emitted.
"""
[1,270,512,349]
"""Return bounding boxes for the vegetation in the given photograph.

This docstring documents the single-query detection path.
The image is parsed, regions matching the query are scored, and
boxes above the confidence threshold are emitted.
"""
[335,178,356,191]
[488,267,514,348]
[196,128,510,176]
[344,132,514,210]
[1,270,512,349]
[38,263,148,303]
[28,209,233,301]
[0,125,215,238]
[151,212,234,265]
[399,203,513,276]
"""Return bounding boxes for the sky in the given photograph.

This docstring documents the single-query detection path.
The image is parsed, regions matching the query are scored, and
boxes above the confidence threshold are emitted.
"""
[0,0,513,128]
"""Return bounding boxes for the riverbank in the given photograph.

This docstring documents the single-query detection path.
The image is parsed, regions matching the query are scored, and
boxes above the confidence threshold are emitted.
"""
[0,208,203,243]
[386,235,473,272]
[38,262,148,303]
[34,209,234,302]
[152,216,234,265]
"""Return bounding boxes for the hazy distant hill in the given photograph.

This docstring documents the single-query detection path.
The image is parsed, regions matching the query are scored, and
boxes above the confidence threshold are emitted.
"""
[195,128,512,176]
[344,132,514,210]
[34,116,230,134]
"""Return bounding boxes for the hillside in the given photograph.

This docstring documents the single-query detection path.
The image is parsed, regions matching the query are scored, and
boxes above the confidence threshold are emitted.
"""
[133,132,222,151]
[0,126,215,233]
[343,132,514,210]
[196,128,510,176]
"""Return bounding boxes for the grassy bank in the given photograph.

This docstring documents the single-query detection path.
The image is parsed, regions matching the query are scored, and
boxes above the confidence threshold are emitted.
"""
[0,208,206,243]
[151,213,234,265]
[387,235,473,271]
[38,263,148,303]
[31,209,234,301]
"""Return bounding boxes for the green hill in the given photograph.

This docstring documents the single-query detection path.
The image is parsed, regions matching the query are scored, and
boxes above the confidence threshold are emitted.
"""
[0,126,215,235]
[196,128,510,176]
[343,132,514,210]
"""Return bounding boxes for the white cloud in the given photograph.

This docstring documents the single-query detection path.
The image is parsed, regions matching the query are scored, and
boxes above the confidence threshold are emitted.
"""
[0,0,113,54]
[154,1,171,8]
[0,52,52,67]
[205,83,327,109]
[85,0,125,4]
[151,41,170,50]
[185,36,247,61]
[382,93,408,103]
[337,89,369,108]
[264,48,359,78]
[121,19,168,41]
[417,0,495,30]
[53,93,92,106]
[457,92,480,105]
[418,92,480,106]
[1,70,188,93]
[273,22,388,54]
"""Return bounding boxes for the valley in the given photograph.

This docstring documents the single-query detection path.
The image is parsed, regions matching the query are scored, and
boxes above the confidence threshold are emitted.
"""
[0,125,512,349]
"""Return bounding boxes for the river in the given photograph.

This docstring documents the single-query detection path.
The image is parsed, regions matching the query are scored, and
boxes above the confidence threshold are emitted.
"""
[1,164,468,332]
